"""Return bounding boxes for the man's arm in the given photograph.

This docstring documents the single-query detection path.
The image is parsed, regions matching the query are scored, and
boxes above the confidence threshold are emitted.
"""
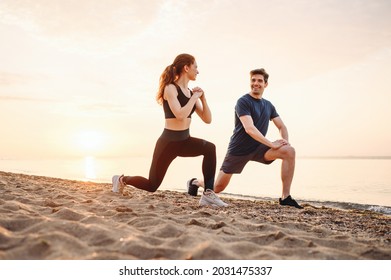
[239,115,286,149]
[272,116,289,142]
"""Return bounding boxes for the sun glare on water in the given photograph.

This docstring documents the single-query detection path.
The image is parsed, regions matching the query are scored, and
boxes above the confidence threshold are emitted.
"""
[84,156,97,180]
[73,130,107,181]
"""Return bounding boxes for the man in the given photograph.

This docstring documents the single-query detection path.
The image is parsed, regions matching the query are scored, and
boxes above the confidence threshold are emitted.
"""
[188,68,303,209]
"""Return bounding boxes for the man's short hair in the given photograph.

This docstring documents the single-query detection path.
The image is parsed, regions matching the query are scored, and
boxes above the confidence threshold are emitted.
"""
[250,68,269,83]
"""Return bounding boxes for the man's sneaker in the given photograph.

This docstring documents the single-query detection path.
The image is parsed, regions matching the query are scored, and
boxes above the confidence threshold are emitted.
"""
[112,175,125,194]
[187,178,199,196]
[199,189,228,207]
[279,195,303,209]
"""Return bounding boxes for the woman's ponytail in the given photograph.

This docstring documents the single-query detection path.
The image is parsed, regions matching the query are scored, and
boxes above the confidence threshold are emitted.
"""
[156,54,195,105]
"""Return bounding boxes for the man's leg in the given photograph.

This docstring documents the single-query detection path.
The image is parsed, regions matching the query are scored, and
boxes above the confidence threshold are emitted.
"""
[191,170,233,193]
[264,145,295,199]
[214,171,233,193]
[189,152,246,195]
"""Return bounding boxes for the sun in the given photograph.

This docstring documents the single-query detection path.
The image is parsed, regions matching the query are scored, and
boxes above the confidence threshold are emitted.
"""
[74,130,107,155]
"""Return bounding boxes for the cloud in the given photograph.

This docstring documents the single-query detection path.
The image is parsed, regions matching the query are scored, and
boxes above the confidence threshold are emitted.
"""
[78,102,129,115]
[0,95,58,102]
[0,0,224,56]
[0,71,32,86]
[0,0,165,53]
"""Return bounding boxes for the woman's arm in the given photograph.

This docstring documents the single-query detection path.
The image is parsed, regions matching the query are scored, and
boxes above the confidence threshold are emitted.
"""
[164,84,200,120]
[193,87,212,124]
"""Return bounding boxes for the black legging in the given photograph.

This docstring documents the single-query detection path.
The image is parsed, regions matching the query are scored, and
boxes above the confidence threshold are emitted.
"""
[122,129,216,192]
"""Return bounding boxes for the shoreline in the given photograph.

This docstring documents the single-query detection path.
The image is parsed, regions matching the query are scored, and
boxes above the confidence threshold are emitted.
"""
[1,157,390,209]
[1,171,390,260]
[190,191,391,216]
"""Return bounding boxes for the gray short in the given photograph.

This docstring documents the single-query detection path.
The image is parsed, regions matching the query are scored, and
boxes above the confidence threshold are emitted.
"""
[220,144,274,174]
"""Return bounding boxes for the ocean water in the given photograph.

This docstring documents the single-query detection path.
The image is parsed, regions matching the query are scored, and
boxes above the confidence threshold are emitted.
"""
[1,157,390,214]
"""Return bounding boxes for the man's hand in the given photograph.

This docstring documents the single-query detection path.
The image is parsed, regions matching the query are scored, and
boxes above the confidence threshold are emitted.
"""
[271,139,289,149]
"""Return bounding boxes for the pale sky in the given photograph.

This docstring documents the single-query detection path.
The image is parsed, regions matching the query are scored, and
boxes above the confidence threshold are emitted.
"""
[1,0,390,159]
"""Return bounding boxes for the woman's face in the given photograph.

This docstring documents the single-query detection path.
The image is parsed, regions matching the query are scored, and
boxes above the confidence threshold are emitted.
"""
[187,62,199,81]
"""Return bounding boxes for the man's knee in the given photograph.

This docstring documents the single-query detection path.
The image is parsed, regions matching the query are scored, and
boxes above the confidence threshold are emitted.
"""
[214,183,225,193]
[214,171,231,193]
[283,145,295,159]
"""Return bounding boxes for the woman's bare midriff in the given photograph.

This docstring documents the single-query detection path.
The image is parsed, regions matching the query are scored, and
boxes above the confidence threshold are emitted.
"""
[165,118,192,131]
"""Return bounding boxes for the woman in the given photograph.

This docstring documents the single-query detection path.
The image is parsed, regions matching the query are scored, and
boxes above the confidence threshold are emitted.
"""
[112,53,227,207]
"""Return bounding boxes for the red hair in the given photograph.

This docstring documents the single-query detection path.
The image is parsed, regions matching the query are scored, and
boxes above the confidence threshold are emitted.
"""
[156,53,195,105]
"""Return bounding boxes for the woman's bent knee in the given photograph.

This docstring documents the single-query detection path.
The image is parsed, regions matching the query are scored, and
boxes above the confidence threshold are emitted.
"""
[205,141,215,152]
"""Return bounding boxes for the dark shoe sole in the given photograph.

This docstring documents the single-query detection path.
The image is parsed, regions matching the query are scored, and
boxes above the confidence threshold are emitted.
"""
[279,195,303,209]
[187,178,199,196]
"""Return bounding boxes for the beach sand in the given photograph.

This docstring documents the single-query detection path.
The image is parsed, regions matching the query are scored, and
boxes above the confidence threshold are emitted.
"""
[0,170,390,260]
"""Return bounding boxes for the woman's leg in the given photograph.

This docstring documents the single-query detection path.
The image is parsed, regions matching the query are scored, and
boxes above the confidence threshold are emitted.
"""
[178,137,216,191]
[122,137,177,192]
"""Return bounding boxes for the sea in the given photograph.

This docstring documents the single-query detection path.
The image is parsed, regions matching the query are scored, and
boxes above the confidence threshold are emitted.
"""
[1,156,390,215]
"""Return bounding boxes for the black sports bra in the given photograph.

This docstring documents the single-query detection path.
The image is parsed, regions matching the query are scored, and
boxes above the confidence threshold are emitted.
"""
[163,83,196,119]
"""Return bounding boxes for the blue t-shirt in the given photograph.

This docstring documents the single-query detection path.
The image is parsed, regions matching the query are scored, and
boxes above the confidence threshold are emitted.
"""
[227,93,279,155]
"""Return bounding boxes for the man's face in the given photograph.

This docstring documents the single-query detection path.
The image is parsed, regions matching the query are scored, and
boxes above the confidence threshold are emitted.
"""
[250,74,268,96]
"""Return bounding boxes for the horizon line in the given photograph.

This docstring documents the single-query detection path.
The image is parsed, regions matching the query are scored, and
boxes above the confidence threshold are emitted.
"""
[1,155,391,160]
[298,155,391,160]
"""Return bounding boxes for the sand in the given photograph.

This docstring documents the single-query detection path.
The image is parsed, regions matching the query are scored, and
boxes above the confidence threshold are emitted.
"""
[0,170,390,260]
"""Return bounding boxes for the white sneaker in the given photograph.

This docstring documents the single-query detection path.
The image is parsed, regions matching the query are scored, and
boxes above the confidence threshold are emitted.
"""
[199,189,228,207]
[112,175,125,193]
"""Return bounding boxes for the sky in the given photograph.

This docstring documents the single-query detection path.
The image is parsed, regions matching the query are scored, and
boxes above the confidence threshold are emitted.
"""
[0,0,391,160]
